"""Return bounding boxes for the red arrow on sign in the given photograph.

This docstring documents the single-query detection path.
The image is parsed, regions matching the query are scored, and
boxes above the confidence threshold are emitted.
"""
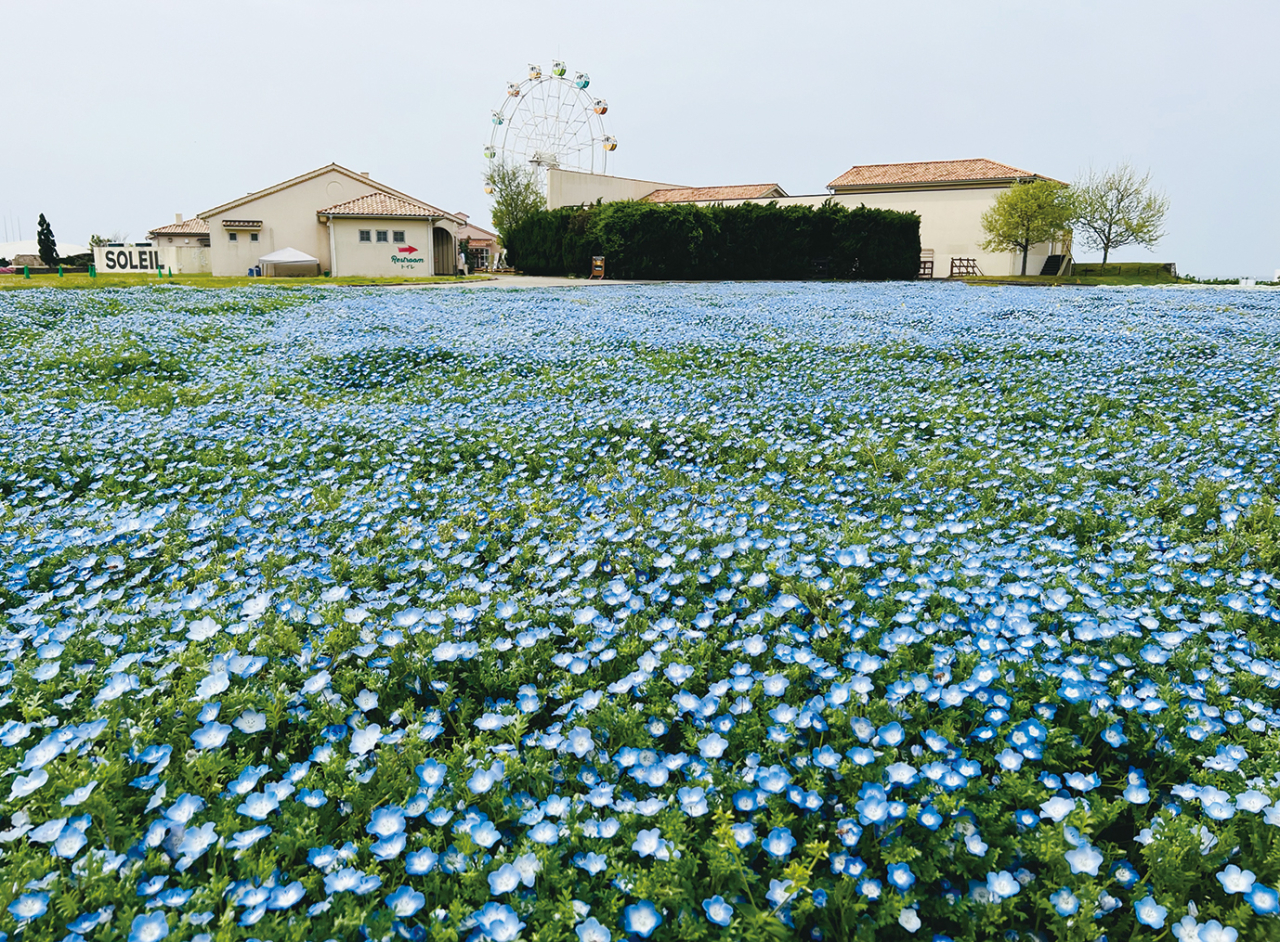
[397,245,417,253]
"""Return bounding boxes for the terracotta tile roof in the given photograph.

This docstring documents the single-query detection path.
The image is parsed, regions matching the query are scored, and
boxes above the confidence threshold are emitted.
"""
[318,193,450,218]
[148,218,210,236]
[828,158,1058,190]
[643,184,787,203]
[457,223,498,246]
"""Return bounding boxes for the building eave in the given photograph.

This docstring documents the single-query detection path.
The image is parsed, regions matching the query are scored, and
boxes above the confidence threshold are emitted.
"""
[197,163,433,220]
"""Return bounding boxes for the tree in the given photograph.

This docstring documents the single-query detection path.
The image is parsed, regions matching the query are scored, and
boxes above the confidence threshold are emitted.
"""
[483,161,544,245]
[1070,163,1169,265]
[980,180,1072,276]
[36,213,59,269]
[89,231,129,247]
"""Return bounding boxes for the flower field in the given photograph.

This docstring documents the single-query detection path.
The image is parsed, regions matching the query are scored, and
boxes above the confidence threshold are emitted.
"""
[2,282,1279,942]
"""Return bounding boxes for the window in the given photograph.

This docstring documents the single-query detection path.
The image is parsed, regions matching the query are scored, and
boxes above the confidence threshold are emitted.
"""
[359,230,371,242]
[250,232,259,242]
[392,230,405,243]
[228,232,237,242]
[376,230,389,243]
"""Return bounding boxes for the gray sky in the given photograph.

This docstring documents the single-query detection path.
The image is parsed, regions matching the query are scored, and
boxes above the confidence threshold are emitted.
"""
[4,0,1276,277]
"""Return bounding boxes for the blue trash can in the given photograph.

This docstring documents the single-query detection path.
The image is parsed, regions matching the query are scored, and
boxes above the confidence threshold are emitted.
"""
[248,267,255,277]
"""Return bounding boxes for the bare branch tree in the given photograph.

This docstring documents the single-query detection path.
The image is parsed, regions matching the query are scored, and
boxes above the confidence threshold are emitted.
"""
[1070,164,1169,265]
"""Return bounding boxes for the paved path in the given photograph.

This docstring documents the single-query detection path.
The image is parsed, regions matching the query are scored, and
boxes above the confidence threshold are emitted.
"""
[390,275,650,290]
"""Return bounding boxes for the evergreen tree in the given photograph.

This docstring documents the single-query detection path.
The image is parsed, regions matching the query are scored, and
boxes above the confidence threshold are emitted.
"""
[36,213,59,269]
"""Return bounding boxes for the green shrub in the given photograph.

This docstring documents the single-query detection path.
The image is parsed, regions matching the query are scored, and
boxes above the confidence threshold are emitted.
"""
[505,199,920,281]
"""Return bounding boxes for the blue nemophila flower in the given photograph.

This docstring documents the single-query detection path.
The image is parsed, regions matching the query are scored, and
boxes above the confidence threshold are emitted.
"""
[1039,796,1076,823]
[762,826,796,858]
[368,805,406,838]
[128,911,169,942]
[986,871,1021,902]
[632,827,662,858]
[768,879,797,907]
[386,885,425,918]
[268,882,304,910]
[1217,865,1255,894]
[1112,860,1139,888]
[1192,920,1239,942]
[190,721,232,750]
[857,878,882,900]
[228,825,272,851]
[576,915,611,942]
[1050,887,1079,916]
[1064,843,1103,877]
[488,862,520,894]
[1134,896,1168,929]
[371,832,407,860]
[473,901,525,942]
[237,791,279,820]
[887,862,916,892]
[324,866,382,895]
[623,900,662,938]
[1247,883,1280,915]
[703,895,733,927]
[8,891,50,922]
[405,847,438,875]
[575,851,609,875]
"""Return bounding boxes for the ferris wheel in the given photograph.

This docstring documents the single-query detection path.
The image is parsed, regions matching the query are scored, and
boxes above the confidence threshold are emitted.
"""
[484,60,617,189]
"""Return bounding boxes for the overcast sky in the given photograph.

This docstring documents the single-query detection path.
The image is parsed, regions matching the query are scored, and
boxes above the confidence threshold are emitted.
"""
[3,0,1276,277]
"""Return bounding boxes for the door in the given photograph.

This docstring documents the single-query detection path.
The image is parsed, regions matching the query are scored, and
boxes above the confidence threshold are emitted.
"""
[433,227,453,276]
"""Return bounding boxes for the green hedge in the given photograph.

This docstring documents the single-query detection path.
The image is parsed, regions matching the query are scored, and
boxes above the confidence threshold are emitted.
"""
[504,199,920,280]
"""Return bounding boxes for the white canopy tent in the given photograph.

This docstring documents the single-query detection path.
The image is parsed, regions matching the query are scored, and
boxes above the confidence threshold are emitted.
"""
[258,246,320,277]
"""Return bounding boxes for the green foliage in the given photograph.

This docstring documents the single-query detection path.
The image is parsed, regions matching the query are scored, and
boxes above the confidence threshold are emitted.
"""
[37,213,59,269]
[485,160,546,245]
[980,181,1073,275]
[505,200,921,281]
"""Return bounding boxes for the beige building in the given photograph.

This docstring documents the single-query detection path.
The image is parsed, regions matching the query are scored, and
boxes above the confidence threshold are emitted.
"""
[196,163,463,277]
[145,216,212,273]
[547,159,1071,278]
[455,214,501,270]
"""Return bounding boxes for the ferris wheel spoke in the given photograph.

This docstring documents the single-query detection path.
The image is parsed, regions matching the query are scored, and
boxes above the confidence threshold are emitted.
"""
[487,67,612,178]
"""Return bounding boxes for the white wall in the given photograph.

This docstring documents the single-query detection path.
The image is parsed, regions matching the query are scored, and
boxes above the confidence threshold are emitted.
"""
[329,218,442,277]
[547,169,685,209]
[203,169,385,276]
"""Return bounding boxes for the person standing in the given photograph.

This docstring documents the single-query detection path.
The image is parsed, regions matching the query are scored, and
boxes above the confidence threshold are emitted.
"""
[457,249,467,278]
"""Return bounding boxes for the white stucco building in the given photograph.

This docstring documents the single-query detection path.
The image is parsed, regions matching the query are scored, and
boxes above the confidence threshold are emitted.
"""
[196,164,463,277]
[547,159,1072,278]
[143,215,212,273]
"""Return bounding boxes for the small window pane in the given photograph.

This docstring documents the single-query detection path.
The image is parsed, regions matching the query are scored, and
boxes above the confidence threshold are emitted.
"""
[392,230,405,243]
[228,232,237,242]
[359,230,371,242]
[250,232,259,242]
[376,230,389,243]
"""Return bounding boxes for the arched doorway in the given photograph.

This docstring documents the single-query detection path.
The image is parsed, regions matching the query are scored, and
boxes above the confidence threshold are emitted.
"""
[433,227,454,277]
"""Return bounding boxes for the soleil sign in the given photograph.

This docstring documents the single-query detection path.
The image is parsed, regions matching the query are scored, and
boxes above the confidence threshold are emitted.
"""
[95,247,163,271]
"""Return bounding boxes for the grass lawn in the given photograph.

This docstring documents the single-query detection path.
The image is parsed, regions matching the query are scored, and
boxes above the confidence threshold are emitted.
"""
[0,272,494,291]
[963,263,1183,288]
